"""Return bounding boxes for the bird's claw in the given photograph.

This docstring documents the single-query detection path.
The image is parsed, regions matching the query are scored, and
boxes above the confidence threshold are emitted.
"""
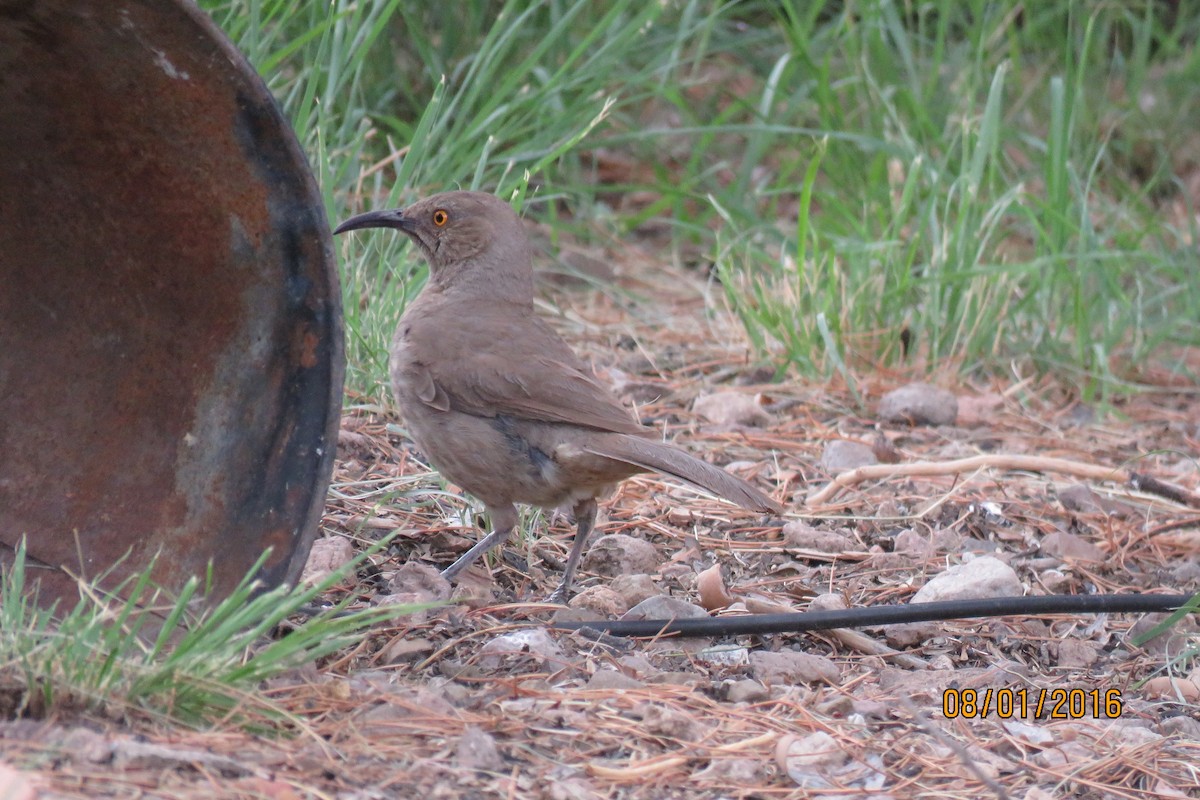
[545,585,571,605]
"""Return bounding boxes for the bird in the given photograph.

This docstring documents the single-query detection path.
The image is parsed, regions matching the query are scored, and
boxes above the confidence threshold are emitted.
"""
[334,191,781,601]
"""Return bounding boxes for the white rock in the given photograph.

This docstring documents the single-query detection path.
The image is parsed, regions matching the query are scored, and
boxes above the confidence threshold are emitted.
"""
[477,628,565,669]
[696,645,750,667]
[623,595,708,620]
[750,650,839,685]
[911,555,1022,603]
[819,440,878,474]
[775,731,847,789]
[693,391,770,427]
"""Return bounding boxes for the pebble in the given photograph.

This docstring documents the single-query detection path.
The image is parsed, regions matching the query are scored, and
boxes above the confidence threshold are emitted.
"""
[878,382,958,426]
[911,555,1022,603]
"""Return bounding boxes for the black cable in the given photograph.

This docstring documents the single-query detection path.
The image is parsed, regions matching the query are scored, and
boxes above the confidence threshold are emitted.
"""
[551,593,1199,638]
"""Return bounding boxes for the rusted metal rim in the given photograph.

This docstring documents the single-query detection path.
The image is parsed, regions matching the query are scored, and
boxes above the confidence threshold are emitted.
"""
[0,1,343,606]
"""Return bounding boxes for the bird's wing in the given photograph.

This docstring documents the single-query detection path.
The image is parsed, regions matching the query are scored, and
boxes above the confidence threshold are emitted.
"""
[405,312,646,434]
[430,349,648,434]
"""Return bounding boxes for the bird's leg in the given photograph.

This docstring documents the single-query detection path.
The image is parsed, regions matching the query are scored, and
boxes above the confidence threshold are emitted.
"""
[441,504,518,582]
[546,498,598,604]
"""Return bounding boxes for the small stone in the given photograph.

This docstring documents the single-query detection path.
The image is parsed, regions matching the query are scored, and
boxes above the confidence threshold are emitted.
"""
[883,622,939,649]
[1159,715,1200,738]
[1062,402,1095,427]
[61,727,112,764]
[849,699,892,719]
[878,383,958,426]
[357,686,457,725]
[608,574,660,606]
[388,561,451,599]
[1057,484,1130,517]
[1024,788,1057,800]
[637,703,705,741]
[1002,720,1055,747]
[1107,721,1162,747]
[776,730,846,768]
[696,645,750,667]
[1054,639,1100,669]
[477,628,565,670]
[749,650,839,685]
[693,757,766,783]
[623,595,708,621]
[582,534,660,576]
[569,585,628,616]
[693,391,771,427]
[645,671,704,687]
[345,669,394,693]
[1034,741,1092,769]
[911,555,1022,603]
[546,777,600,800]
[455,726,503,772]
[1039,530,1105,562]
[878,667,959,700]
[807,593,847,612]
[371,592,444,626]
[1170,560,1200,584]
[724,679,769,704]
[300,536,355,587]
[892,528,930,554]
[781,521,863,553]
[586,669,645,691]
[616,654,657,678]
[818,440,878,474]
[1038,568,1073,593]
[1141,677,1200,703]
[551,607,604,629]
[378,636,435,664]
[775,731,848,788]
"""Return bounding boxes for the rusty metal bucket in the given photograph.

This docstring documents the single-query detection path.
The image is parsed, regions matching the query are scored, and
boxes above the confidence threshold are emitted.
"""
[0,1,343,606]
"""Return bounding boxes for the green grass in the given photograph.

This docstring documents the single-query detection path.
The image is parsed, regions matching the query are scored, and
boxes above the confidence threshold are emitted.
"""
[200,0,1200,402]
[0,540,412,728]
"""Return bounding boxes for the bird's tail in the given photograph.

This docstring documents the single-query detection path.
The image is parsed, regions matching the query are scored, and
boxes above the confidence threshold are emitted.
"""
[582,433,782,514]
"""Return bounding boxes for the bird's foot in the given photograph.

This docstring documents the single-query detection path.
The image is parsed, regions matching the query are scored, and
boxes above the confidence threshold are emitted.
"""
[544,583,572,605]
[440,523,514,582]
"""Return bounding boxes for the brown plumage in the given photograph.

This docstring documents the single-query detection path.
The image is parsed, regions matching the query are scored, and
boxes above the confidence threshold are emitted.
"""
[335,191,781,600]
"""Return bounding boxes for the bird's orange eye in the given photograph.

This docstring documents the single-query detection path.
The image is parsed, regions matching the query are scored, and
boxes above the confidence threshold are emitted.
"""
[432,209,449,227]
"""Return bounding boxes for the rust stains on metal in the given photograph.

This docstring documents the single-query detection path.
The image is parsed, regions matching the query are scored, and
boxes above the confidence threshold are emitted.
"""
[0,1,343,606]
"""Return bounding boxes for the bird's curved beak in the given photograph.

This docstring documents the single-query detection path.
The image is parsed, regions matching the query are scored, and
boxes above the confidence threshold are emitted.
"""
[333,208,412,235]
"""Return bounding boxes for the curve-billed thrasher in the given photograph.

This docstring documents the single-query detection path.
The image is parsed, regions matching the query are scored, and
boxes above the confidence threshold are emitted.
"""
[335,191,780,601]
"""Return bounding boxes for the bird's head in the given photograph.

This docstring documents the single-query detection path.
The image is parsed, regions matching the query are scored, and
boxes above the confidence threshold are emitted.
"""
[334,191,531,290]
